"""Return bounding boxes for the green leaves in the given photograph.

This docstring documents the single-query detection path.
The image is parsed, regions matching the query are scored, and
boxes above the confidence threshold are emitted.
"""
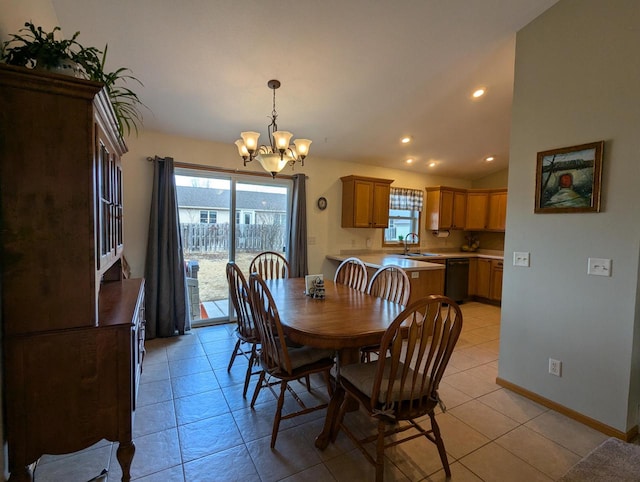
[1,22,145,138]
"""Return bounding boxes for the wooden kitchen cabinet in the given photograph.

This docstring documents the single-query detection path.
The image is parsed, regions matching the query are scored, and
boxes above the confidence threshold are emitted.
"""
[465,191,489,230]
[425,186,466,230]
[487,189,508,231]
[469,257,503,302]
[490,259,504,301]
[0,64,143,481]
[474,258,492,299]
[341,175,393,228]
[465,189,508,232]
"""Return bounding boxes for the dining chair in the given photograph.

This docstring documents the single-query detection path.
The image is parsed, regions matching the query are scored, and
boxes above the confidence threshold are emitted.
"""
[248,272,335,448]
[249,251,290,279]
[225,262,261,398]
[333,257,368,291]
[361,265,411,362]
[331,295,463,481]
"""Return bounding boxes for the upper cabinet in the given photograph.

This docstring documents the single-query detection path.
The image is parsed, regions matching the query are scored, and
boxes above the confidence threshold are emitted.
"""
[341,175,393,228]
[487,189,508,231]
[425,187,466,230]
[465,191,489,231]
[426,186,508,232]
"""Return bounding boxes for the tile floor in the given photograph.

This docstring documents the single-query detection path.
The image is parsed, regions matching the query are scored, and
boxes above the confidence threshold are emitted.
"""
[33,302,613,481]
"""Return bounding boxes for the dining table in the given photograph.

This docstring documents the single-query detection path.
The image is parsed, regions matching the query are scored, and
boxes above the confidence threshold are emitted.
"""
[263,277,405,449]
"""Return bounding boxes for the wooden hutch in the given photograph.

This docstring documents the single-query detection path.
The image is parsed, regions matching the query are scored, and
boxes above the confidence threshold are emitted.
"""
[0,64,145,481]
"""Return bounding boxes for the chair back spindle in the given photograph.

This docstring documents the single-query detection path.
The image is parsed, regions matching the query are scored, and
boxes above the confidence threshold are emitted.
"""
[367,265,411,305]
[334,257,368,291]
[249,251,290,280]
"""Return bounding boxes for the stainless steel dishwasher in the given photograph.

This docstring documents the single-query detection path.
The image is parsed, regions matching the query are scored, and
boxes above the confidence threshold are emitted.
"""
[445,258,469,303]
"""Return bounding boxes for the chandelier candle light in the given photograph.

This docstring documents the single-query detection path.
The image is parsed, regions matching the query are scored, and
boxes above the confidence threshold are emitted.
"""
[235,79,311,178]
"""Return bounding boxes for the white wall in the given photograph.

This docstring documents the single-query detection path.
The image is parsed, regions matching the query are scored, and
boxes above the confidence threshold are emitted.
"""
[501,0,640,434]
[123,130,472,280]
[0,0,59,40]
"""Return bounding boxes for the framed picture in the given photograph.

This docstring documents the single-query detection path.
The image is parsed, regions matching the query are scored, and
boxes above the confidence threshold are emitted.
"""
[535,141,604,213]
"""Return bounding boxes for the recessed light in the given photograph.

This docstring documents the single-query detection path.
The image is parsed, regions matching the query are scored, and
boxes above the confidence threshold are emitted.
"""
[405,158,413,164]
[485,156,495,162]
[472,88,486,98]
[428,162,437,168]
[401,136,412,144]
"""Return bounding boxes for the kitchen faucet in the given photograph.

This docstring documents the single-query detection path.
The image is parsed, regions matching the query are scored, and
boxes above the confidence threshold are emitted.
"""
[404,232,419,255]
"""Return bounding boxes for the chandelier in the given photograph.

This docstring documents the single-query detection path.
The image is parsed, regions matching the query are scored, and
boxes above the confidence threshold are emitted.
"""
[235,79,311,178]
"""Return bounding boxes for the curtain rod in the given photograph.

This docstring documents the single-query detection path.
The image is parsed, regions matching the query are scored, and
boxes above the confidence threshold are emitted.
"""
[146,157,308,179]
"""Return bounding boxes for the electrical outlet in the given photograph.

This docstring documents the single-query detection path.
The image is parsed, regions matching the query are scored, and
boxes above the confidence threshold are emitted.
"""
[513,251,530,267]
[549,358,562,377]
[411,271,419,279]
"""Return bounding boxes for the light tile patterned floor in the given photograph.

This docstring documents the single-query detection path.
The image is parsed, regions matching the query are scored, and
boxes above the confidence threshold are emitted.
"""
[33,302,611,481]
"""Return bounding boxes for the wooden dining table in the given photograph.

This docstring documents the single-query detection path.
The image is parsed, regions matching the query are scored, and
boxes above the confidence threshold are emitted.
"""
[263,277,405,448]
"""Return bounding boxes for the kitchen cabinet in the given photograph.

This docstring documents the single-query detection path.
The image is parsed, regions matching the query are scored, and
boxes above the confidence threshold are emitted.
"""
[469,257,503,302]
[425,187,466,230]
[0,64,143,481]
[490,259,504,301]
[464,189,508,232]
[341,175,393,228]
[487,189,508,231]
[465,191,489,231]
[474,258,492,299]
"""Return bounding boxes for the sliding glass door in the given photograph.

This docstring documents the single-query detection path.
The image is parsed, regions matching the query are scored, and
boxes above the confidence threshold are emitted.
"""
[175,168,291,326]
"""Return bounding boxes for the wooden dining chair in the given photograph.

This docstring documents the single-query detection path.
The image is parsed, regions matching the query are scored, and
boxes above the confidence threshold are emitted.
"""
[361,265,411,362]
[331,295,463,481]
[248,273,335,448]
[333,257,368,291]
[249,251,290,280]
[226,262,261,398]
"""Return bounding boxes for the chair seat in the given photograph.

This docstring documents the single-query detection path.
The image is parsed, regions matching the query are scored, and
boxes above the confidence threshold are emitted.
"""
[236,326,259,344]
[286,345,334,371]
[340,359,432,403]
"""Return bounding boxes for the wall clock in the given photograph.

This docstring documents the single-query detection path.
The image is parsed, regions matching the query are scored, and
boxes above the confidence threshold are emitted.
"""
[317,197,327,210]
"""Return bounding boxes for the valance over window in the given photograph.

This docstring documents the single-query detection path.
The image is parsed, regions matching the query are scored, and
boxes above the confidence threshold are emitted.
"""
[389,187,424,211]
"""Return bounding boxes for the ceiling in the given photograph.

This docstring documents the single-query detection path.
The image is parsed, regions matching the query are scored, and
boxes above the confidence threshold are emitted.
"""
[51,0,558,180]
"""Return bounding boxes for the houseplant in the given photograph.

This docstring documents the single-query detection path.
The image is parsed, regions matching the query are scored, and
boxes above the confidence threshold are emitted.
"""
[1,22,144,137]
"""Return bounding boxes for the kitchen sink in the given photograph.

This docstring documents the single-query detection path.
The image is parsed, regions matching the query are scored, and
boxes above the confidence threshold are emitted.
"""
[405,252,440,257]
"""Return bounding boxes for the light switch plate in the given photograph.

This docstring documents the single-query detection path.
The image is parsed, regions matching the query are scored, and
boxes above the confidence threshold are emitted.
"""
[587,258,611,277]
[513,251,530,267]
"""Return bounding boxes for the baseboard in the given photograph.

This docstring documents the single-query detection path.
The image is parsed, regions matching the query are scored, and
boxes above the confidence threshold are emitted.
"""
[496,377,638,442]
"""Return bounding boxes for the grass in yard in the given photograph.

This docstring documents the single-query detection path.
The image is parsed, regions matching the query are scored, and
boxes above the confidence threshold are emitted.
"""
[184,251,258,302]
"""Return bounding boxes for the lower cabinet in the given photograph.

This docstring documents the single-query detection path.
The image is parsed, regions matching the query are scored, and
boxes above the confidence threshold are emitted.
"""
[489,260,504,301]
[4,278,145,481]
[468,258,503,303]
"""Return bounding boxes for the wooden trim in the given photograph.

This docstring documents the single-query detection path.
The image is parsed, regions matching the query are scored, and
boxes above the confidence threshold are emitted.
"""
[496,377,638,442]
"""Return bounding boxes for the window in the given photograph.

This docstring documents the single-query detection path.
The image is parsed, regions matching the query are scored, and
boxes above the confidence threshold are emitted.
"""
[235,211,255,225]
[382,188,423,247]
[200,210,217,223]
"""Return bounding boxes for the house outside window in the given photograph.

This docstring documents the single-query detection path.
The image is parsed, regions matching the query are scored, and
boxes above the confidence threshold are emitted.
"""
[382,188,423,246]
[236,211,255,224]
[200,210,217,223]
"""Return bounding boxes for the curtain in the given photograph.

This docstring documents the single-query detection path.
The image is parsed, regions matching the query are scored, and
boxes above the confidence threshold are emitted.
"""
[288,174,308,277]
[144,156,188,338]
[390,187,424,211]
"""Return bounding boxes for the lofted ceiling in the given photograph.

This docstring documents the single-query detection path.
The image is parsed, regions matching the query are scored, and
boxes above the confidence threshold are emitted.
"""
[51,0,558,180]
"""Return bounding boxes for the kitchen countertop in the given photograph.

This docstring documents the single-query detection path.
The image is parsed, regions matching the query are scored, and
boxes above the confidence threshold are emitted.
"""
[327,251,504,271]
[326,254,445,271]
[401,251,504,261]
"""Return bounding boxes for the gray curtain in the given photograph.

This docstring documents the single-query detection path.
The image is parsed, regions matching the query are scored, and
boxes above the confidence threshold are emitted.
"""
[144,156,188,338]
[288,173,308,277]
